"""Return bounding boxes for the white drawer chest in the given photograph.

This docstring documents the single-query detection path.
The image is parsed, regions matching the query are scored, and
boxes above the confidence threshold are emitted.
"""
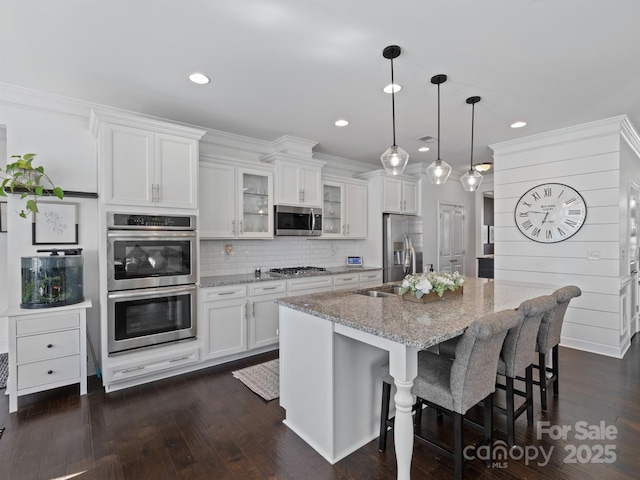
[4,300,92,413]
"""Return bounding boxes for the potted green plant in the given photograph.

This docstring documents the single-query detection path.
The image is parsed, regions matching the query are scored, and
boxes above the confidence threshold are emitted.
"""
[0,153,64,218]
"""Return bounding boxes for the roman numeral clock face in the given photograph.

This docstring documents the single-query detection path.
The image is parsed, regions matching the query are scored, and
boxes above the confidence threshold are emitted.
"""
[514,183,587,243]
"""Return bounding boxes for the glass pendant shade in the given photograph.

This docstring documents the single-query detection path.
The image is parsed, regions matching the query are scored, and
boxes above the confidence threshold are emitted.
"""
[381,145,409,176]
[426,158,452,185]
[460,168,483,191]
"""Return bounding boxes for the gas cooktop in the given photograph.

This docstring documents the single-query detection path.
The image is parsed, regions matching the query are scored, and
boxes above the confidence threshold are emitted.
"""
[268,266,328,277]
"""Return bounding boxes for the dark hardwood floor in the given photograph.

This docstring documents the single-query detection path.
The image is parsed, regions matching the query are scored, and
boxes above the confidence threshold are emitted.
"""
[0,334,638,480]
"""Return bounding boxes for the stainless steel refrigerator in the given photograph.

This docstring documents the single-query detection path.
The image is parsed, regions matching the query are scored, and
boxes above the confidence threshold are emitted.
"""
[383,214,423,283]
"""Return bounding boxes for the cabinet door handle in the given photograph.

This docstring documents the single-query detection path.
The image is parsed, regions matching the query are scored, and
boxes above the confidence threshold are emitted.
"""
[252,301,255,316]
[347,224,350,236]
[239,219,243,233]
[122,366,145,374]
[47,344,53,348]
[47,370,53,375]
[232,219,236,235]
[170,355,191,363]
[302,189,305,202]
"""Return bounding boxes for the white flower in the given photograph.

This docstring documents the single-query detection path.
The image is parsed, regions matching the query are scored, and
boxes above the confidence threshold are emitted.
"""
[415,279,433,293]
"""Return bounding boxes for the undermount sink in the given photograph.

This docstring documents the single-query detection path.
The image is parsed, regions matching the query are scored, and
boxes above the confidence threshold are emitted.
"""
[358,285,402,297]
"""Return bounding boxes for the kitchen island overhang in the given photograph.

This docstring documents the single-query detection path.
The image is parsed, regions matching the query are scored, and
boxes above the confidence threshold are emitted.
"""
[277,278,555,479]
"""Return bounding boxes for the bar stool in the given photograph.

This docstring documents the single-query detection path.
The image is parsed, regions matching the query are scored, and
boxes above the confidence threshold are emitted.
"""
[495,295,556,445]
[533,285,581,411]
[379,309,522,480]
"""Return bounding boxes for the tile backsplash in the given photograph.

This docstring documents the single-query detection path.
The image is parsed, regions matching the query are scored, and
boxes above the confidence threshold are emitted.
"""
[200,238,364,276]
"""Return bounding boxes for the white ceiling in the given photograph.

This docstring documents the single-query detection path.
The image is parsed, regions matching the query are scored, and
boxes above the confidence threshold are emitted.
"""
[1,0,639,175]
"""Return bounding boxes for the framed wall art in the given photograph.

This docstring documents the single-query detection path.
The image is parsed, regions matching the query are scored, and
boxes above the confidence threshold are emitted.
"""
[32,201,79,245]
[0,202,7,233]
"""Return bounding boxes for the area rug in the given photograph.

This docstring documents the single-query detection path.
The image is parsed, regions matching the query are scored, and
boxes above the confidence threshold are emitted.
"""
[0,353,7,389]
[232,359,279,401]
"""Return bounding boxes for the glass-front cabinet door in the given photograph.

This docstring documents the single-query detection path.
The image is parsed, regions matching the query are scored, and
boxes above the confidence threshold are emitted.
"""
[323,183,344,238]
[239,168,273,238]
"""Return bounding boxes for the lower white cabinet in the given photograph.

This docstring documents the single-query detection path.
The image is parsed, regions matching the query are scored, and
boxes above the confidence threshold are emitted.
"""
[5,300,91,413]
[358,270,384,288]
[333,273,360,291]
[248,281,287,349]
[201,285,248,359]
[288,276,334,296]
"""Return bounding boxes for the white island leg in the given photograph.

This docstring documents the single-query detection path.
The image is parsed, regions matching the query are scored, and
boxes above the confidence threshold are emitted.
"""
[389,345,418,480]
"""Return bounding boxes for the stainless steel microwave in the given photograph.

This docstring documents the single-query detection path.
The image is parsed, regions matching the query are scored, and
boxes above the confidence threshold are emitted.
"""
[275,205,322,236]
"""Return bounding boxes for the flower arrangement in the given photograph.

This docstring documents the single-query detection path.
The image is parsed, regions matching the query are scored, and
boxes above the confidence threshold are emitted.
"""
[399,271,465,299]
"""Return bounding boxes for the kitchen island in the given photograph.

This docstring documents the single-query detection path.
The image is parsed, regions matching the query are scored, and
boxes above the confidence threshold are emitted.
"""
[277,277,554,480]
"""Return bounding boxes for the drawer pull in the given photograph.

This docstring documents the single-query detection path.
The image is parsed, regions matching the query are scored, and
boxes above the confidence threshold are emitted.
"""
[218,291,237,296]
[47,344,53,348]
[170,355,191,363]
[262,286,278,291]
[47,370,53,375]
[122,366,145,374]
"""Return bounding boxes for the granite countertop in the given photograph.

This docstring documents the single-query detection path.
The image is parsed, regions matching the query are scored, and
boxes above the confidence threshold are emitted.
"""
[199,266,382,288]
[276,277,554,349]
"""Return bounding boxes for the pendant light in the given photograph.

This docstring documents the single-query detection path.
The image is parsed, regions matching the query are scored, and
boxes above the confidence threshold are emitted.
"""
[460,96,484,191]
[426,74,452,184]
[380,45,409,176]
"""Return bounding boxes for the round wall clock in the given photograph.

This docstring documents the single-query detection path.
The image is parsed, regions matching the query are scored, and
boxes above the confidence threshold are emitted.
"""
[514,183,587,243]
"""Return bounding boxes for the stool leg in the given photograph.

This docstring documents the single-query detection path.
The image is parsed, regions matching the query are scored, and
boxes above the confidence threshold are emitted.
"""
[484,393,493,468]
[506,377,515,446]
[379,381,391,452]
[539,352,548,411]
[453,412,463,480]
[552,345,559,397]
[525,365,534,426]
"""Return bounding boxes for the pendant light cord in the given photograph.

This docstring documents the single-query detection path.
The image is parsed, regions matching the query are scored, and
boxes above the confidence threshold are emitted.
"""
[470,102,475,170]
[390,57,397,147]
[437,82,441,161]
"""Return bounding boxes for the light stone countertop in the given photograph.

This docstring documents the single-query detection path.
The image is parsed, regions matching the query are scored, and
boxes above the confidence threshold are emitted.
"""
[199,266,382,288]
[276,277,555,349]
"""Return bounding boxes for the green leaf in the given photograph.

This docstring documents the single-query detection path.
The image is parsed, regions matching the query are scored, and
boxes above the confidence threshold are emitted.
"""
[23,153,36,161]
[53,187,64,199]
[35,186,44,196]
[19,211,27,219]
[26,199,38,213]
[20,192,28,199]
[36,166,44,174]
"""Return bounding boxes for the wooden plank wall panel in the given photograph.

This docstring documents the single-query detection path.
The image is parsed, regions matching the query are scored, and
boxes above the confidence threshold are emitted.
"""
[490,117,632,357]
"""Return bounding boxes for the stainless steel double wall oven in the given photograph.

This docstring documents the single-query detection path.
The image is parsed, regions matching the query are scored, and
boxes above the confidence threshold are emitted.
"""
[107,213,197,354]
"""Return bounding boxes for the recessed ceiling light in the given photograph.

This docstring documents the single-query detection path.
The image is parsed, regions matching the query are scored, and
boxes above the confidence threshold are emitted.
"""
[511,121,527,128]
[189,73,210,85]
[335,119,349,127]
[383,83,402,94]
[418,147,430,152]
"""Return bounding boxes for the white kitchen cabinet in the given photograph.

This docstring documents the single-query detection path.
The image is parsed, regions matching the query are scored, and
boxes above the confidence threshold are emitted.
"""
[358,270,383,288]
[199,162,236,238]
[5,300,91,413]
[201,285,248,359]
[322,176,368,239]
[91,110,205,209]
[199,162,273,239]
[333,273,360,291]
[261,155,325,207]
[247,281,287,349]
[288,276,334,296]
[382,176,418,214]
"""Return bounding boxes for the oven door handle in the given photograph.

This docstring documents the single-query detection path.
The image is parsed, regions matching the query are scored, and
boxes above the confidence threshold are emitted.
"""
[107,230,196,239]
[108,284,197,301]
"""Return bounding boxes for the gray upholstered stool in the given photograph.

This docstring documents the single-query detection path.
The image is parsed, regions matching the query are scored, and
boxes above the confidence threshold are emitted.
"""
[496,295,557,445]
[533,285,582,411]
[379,308,522,480]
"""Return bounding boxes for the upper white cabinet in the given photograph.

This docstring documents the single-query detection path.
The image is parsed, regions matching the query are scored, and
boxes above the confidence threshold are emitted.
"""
[91,110,205,209]
[322,176,368,239]
[199,160,273,239]
[261,151,325,207]
[382,176,418,214]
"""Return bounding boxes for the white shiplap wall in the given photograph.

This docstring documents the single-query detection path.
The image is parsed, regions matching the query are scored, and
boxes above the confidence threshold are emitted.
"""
[490,116,640,358]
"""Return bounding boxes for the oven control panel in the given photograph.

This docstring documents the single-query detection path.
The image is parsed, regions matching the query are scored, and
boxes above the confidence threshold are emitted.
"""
[108,213,196,230]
